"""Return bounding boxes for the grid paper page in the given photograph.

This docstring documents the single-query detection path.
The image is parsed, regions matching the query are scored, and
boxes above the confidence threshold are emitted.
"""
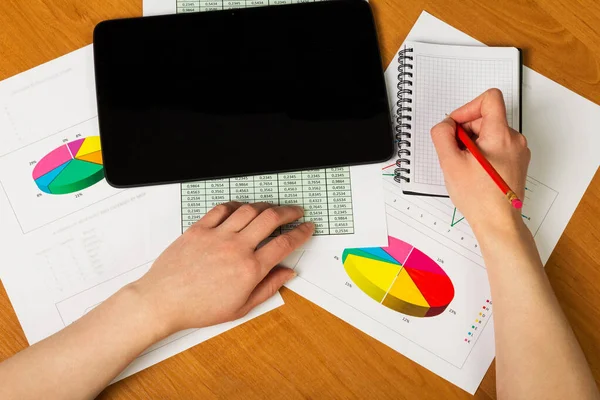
[407,42,520,191]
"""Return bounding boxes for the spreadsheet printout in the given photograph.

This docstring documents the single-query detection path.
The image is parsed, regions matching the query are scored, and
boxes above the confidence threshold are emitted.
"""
[144,0,330,15]
[144,0,389,249]
[181,168,355,236]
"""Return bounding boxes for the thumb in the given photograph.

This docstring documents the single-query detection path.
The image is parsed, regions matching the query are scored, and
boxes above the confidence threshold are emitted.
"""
[238,267,295,317]
[430,118,464,167]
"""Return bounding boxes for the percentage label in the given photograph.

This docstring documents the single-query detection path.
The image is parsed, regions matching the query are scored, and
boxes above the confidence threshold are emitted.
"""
[345,282,352,288]
[402,317,410,323]
[449,309,457,315]
[29,161,37,166]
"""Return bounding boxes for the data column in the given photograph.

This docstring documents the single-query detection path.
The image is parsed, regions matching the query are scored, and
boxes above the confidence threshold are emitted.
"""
[254,174,280,234]
[206,179,231,209]
[326,167,354,234]
[230,176,255,203]
[200,0,223,11]
[255,174,279,204]
[278,172,304,233]
[177,0,201,13]
[302,169,329,235]
[271,0,293,5]
[181,182,206,232]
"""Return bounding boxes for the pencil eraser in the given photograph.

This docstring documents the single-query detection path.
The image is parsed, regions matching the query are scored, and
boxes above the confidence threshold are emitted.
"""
[512,199,523,209]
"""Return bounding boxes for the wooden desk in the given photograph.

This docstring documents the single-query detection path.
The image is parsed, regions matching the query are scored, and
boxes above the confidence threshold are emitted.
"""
[1,1,599,398]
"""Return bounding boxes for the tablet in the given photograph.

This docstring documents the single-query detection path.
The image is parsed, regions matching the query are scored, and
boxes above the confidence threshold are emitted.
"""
[93,0,393,188]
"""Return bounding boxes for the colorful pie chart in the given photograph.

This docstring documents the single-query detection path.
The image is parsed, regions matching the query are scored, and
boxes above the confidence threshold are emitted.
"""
[32,136,104,195]
[342,236,455,317]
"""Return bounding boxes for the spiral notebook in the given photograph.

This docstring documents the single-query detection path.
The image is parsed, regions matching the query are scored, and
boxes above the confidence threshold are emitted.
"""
[392,41,522,196]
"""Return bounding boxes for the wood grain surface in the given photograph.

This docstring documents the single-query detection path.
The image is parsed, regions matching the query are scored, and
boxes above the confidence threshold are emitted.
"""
[1,0,599,398]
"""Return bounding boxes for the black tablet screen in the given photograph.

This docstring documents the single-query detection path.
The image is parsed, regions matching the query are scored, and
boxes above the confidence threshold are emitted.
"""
[93,0,393,187]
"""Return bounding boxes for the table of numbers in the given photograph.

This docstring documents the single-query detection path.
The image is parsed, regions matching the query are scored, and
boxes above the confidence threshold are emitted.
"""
[181,168,354,235]
[177,0,324,13]
[176,0,350,236]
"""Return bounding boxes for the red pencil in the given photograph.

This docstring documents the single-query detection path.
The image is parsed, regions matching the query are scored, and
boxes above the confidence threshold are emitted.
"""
[456,125,523,209]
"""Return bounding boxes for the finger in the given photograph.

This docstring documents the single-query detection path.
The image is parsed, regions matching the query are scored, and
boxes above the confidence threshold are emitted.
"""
[195,202,244,229]
[255,222,314,274]
[237,267,296,317]
[241,205,305,245]
[430,117,464,166]
[449,88,508,128]
[218,202,274,232]
[462,117,482,135]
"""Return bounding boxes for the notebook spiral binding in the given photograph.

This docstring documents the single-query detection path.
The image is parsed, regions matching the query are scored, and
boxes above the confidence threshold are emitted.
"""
[394,46,414,184]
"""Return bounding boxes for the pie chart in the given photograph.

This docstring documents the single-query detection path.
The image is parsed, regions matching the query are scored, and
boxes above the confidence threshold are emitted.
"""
[342,236,454,317]
[32,136,104,195]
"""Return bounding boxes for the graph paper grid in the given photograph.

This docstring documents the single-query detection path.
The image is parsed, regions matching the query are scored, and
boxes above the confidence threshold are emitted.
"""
[413,55,514,186]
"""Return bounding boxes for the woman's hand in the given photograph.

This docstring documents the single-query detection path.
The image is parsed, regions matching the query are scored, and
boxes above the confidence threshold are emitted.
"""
[131,202,314,339]
[430,88,530,234]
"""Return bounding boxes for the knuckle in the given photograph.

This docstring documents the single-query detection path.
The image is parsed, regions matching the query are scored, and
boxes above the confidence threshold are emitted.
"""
[212,203,231,216]
[238,204,259,218]
[518,134,528,147]
[260,207,282,225]
[274,233,296,252]
[241,258,261,273]
[187,221,204,235]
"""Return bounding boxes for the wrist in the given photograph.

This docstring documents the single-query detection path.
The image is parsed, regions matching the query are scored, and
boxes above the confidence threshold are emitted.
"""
[471,210,530,249]
[115,282,174,344]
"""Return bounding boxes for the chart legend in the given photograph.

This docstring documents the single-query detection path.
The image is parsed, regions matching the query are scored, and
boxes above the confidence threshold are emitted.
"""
[32,136,104,195]
[342,236,455,317]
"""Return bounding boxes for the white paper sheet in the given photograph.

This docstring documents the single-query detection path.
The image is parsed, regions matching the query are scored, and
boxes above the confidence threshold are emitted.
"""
[284,11,599,395]
[0,46,283,380]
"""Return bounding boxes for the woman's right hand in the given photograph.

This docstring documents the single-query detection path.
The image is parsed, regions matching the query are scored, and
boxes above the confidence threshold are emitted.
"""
[429,88,531,234]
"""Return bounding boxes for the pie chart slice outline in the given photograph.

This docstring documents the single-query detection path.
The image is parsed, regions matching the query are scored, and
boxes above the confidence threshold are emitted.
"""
[341,236,455,318]
[33,136,105,195]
